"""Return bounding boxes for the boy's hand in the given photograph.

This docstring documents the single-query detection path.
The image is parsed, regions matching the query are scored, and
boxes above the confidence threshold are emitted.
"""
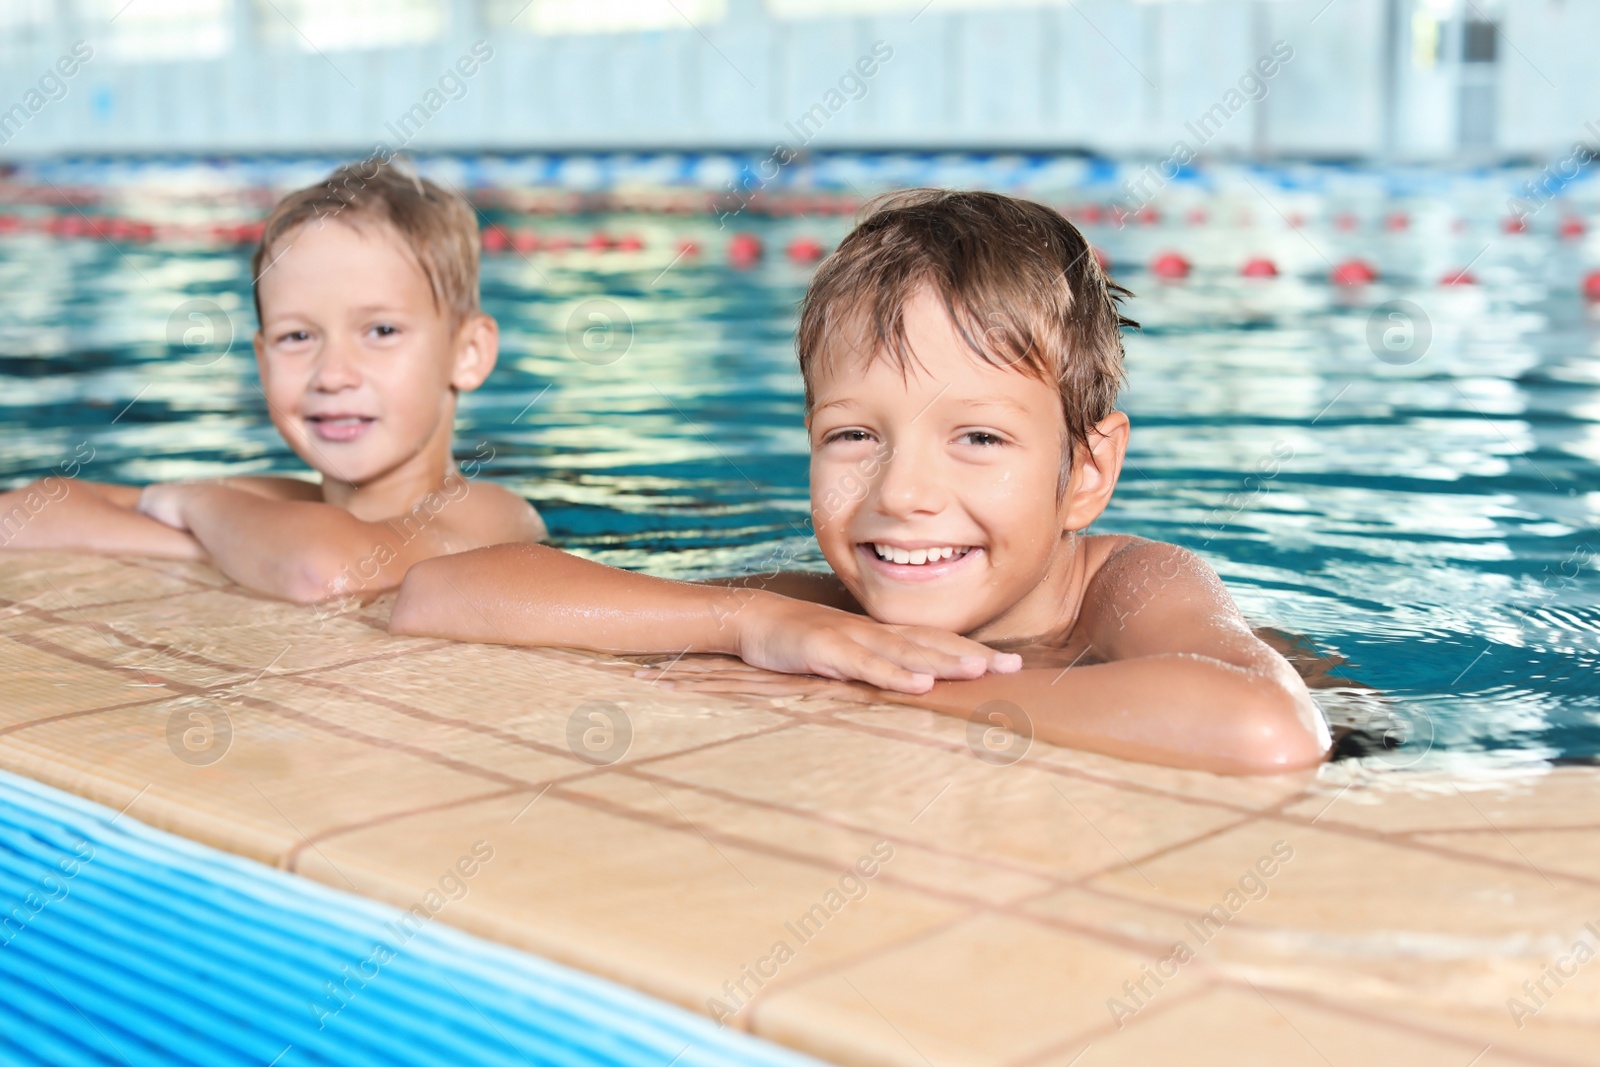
[136,482,200,530]
[735,592,1022,694]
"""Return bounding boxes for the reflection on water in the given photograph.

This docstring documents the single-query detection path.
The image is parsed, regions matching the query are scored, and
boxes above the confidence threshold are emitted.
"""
[0,159,1596,765]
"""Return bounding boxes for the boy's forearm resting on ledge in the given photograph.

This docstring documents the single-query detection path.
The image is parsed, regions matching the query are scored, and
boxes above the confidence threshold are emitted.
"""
[913,657,1328,776]
[391,543,1017,690]
[141,483,423,604]
[0,478,205,560]
[392,544,1329,775]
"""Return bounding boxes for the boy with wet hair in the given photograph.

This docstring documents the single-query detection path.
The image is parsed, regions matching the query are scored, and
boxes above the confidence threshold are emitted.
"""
[0,159,545,602]
[392,189,1329,775]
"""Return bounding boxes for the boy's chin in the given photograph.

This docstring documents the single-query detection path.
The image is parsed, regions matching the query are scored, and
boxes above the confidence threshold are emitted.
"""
[290,445,389,486]
[860,596,982,636]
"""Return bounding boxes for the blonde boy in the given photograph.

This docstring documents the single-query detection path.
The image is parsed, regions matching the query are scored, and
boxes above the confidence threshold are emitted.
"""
[0,161,544,601]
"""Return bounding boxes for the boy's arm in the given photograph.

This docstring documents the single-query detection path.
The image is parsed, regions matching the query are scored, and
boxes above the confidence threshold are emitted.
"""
[391,543,1018,690]
[908,540,1331,776]
[137,480,539,603]
[702,570,862,612]
[0,478,206,559]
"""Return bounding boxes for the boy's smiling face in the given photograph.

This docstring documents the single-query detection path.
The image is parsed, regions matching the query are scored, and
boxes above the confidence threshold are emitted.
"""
[807,288,1127,641]
[253,218,493,496]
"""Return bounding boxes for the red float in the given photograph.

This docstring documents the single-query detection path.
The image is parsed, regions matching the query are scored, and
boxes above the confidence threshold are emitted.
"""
[728,232,763,268]
[1091,246,1110,273]
[585,232,613,252]
[1385,212,1409,231]
[1333,212,1358,232]
[482,227,509,253]
[1584,270,1600,302]
[675,238,701,258]
[1185,208,1207,226]
[786,236,824,264]
[1149,251,1190,279]
[511,230,539,254]
[615,234,645,252]
[1560,216,1586,238]
[1240,257,1278,278]
[1440,269,1477,286]
[1502,215,1528,234]
[1330,259,1378,286]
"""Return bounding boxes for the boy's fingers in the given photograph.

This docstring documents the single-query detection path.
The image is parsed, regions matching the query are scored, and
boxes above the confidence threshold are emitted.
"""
[836,647,934,694]
[862,632,980,679]
[894,626,1023,674]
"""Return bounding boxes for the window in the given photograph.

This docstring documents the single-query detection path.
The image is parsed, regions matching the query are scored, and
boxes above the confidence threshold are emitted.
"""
[488,0,726,34]
[256,0,445,52]
[85,0,232,62]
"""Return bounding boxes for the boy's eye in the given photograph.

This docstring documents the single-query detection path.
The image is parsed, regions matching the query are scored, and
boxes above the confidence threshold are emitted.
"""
[959,431,1007,447]
[276,330,310,344]
[823,429,874,445]
[371,324,399,337]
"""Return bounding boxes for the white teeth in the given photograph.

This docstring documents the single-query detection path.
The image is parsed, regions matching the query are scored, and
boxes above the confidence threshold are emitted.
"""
[871,543,971,566]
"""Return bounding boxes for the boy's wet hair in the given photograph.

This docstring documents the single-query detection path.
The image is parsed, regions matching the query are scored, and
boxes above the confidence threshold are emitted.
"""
[250,157,480,327]
[797,188,1137,487]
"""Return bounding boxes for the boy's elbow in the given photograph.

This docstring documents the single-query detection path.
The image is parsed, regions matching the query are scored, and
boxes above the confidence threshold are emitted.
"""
[389,558,447,635]
[276,547,360,605]
[1230,685,1330,774]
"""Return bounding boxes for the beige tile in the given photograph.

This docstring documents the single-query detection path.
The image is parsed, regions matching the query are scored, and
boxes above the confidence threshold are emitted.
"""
[565,772,1055,906]
[1022,885,1237,957]
[72,587,438,675]
[300,642,793,765]
[1083,820,1600,1025]
[1077,985,1542,1067]
[0,550,201,609]
[0,627,171,727]
[293,788,966,1022]
[834,704,1320,814]
[10,619,258,691]
[0,692,505,865]
[251,674,585,784]
[121,555,237,589]
[753,912,1163,1067]
[645,722,1246,882]
[1283,765,1600,832]
[1415,827,1600,884]
[1342,994,1600,1066]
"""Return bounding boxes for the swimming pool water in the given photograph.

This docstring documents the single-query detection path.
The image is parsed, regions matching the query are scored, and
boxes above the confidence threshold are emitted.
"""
[0,770,824,1067]
[1,153,1597,767]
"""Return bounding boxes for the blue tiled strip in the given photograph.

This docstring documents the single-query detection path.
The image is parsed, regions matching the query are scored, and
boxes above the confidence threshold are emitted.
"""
[0,771,826,1067]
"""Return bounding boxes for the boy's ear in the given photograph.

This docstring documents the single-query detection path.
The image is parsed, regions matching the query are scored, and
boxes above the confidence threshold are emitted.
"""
[1061,410,1129,532]
[450,313,499,392]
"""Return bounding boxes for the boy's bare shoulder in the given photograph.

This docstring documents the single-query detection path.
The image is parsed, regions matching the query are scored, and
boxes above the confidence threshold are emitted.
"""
[436,480,547,547]
[1083,533,1203,579]
[1076,534,1232,629]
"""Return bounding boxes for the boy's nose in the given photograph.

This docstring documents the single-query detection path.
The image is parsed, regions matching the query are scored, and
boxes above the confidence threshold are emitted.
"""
[872,445,945,519]
[310,341,363,391]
